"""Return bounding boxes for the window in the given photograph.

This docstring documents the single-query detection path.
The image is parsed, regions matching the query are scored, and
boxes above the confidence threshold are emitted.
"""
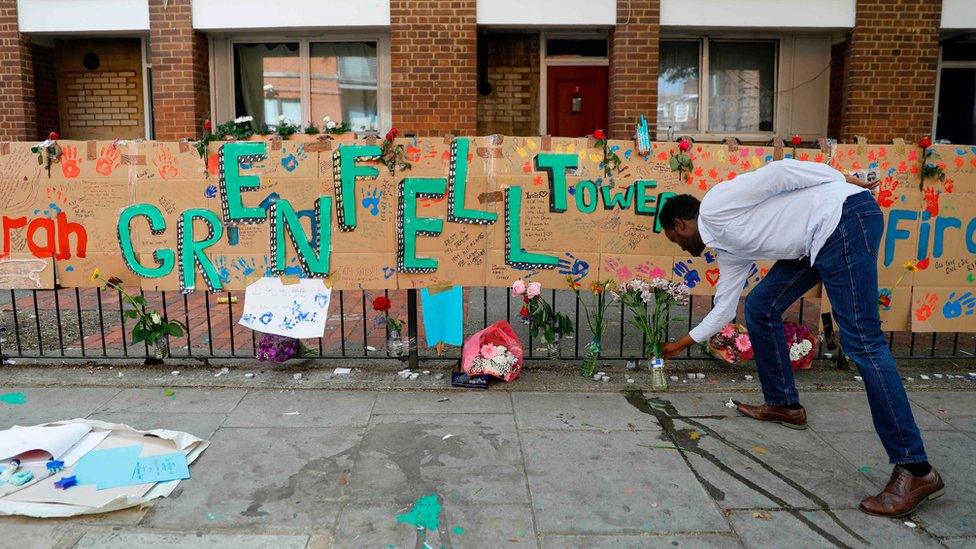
[231,39,385,132]
[935,41,976,145]
[659,39,777,137]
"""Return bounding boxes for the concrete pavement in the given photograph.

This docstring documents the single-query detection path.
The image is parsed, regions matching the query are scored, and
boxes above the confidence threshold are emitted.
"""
[1,376,975,548]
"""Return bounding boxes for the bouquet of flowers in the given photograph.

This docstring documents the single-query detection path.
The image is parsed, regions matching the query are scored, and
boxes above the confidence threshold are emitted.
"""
[706,324,754,364]
[784,321,817,370]
[371,295,404,334]
[614,278,690,359]
[256,333,311,363]
[468,343,519,379]
[461,320,525,382]
[568,276,615,376]
[512,279,573,351]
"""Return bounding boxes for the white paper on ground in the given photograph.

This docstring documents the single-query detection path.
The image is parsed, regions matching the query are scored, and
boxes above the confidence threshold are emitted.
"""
[0,418,208,518]
[0,423,91,462]
[238,277,332,339]
[59,431,111,467]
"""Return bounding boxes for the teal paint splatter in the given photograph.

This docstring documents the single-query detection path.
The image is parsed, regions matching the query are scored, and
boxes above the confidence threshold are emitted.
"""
[0,392,27,405]
[396,494,441,531]
[858,466,873,474]
[452,525,464,535]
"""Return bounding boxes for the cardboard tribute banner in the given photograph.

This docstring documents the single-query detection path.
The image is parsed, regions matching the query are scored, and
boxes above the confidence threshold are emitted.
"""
[1,135,974,333]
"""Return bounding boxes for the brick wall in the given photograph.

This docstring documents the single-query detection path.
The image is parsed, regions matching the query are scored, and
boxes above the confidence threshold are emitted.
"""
[608,0,659,139]
[0,0,36,141]
[839,0,942,142]
[149,0,210,140]
[476,32,539,136]
[390,0,477,136]
[31,43,58,139]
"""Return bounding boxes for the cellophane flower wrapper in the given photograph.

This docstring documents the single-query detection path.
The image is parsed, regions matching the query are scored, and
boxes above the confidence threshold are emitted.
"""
[256,333,305,363]
[706,323,754,364]
[461,320,524,382]
[784,321,817,370]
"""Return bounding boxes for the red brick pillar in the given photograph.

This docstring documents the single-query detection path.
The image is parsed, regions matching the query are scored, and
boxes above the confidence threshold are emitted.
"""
[839,0,942,143]
[148,0,210,140]
[0,0,37,141]
[608,0,659,140]
[390,0,477,136]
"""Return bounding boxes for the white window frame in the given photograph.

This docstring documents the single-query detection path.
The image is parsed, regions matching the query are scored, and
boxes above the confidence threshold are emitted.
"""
[933,44,976,138]
[214,32,391,133]
[538,31,610,135]
[658,35,780,142]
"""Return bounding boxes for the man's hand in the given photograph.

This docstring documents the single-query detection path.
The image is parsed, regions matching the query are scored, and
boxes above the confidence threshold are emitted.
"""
[845,173,879,189]
[662,334,697,359]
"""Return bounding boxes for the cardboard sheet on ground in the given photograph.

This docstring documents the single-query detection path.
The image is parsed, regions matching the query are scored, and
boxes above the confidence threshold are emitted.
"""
[0,418,207,517]
[239,277,332,338]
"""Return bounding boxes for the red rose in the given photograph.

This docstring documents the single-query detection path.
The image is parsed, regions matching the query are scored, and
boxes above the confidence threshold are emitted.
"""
[519,306,529,318]
[790,135,802,147]
[678,139,691,152]
[593,129,606,140]
[49,132,60,140]
[203,120,212,132]
[919,137,932,149]
[385,128,399,142]
[371,295,392,312]
[879,295,892,308]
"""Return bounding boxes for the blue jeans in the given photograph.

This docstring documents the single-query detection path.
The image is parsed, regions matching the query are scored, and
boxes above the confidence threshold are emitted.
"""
[743,192,928,465]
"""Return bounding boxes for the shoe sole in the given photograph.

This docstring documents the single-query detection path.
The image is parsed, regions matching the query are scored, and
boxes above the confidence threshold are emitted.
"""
[858,487,946,518]
[735,409,808,430]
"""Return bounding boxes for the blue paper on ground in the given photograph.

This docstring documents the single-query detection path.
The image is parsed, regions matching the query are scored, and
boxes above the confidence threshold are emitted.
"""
[97,452,189,489]
[73,445,142,488]
[421,286,463,346]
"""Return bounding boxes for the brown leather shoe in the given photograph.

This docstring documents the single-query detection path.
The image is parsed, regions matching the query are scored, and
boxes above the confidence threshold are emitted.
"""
[733,401,808,430]
[859,466,945,517]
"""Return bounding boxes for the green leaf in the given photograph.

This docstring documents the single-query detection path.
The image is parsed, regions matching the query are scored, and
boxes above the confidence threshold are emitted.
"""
[131,326,148,345]
[132,296,147,306]
[166,323,184,337]
[668,156,680,171]
[124,309,138,319]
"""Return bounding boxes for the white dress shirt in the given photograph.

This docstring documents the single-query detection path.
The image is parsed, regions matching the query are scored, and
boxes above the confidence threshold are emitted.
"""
[688,159,868,343]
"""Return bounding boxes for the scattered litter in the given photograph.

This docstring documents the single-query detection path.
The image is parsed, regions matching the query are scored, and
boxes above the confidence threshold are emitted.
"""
[410,373,420,380]
[601,376,610,383]
[437,397,450,402]
[171,371,180,376]
[423,370,431,375]
[906,377,915,382]
[434,373,445,380]
[626,361,638,371]
[365,346,378,352]
[904,521,917,529]
[753,511,773,520]
[117,372,124,378]
[854,375,863,382]
[969,372,976,381]
[293,373,303,380]
[670,375,679,381]
[688,430,701,441]
[4,359,15,365]
[333,367,353,375]
[858,465,872,474]
[163,388,175,398]
[206,512,218,520]
[442,434,454,440]
[592,374,602,381]
[725,398,736,409]
[696,373,705,380]
[744,375,753,381]
[920,375,930,380]
[937,408,948,415]
[934,373,944,379]
[283,411,301,416]
[597,371,606,377]
[214,367,229,378]
[244,373,255,379]
[627,379,635,384]
[752,446,769,455]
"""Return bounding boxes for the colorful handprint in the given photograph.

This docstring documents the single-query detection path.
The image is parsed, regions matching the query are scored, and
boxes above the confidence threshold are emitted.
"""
[153,148,179,180]
[943,292,976,319]
[60,146,81,179]
[914,292,938,321]
[95,145,121,176]
[673,260,700,288]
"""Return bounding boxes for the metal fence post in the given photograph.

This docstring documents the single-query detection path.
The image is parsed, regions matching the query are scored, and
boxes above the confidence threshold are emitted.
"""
[407,288,419,369]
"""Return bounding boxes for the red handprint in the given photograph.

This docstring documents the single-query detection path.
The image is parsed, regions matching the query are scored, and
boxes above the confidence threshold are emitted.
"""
[914,292,938,321]
[60,146,80,179]
[153,148,179,180]
[95,145,121,176]
[923,188,940,217]
[207,153,219,176]
[876,177,899,208]
[944,178,955,193]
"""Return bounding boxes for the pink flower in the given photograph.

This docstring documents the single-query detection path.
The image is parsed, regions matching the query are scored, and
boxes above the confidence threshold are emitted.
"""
[511,279,526,296]
[734,333,752,353]
[720,325,737,338]
[480,343,499,359]
[526,282,542,299]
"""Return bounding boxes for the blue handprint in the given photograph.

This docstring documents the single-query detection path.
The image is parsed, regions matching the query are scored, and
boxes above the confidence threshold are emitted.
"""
[362,188,383,216]
[233,257,257,278]
[704,251,716,264]
[214,257,231,284]
[204,185,218,199]
[281,144,306,172]
[673,260,700,289]
[259,312,273,325]
[943,291,976,319]
[557,252,589,282]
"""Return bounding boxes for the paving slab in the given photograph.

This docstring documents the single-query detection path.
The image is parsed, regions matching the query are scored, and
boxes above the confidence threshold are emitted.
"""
[145,426,363,531]
[96,388,245,414]
[335,503,536,548]
[0,387,118,427]
[945,538,976,548]
[222,389,375,428]
[74,531,310,549]
[826,430,976,537]
[540,534,741,548]
[800,392,951,433]
[520,430,729,535]
[728,509,942,548]
[909,392,976,432]
[371,390,512,415]
[513,392,662,431]
[85,411,225,440]
[645,393,755,418]
[0,517,78,549]
[675,417,876,510]
[350,413,527,505]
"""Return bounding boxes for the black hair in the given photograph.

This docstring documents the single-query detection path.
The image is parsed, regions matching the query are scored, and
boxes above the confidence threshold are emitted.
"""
[658,194,701,230]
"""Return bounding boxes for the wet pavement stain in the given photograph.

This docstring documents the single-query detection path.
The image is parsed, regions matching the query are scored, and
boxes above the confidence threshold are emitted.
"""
[623,389,868,549]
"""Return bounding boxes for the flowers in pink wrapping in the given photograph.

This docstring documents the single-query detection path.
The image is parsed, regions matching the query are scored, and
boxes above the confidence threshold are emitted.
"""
[511,279,526,296]
[526,282,542,299]
[734,333,752,353]
[480,343,499,360]
[720,325,737,338]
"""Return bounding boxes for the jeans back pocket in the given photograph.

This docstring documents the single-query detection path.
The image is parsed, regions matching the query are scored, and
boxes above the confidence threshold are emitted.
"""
[855,210,884,258]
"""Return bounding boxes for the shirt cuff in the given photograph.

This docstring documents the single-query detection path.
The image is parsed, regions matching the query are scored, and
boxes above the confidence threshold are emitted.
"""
[689,324,713,344]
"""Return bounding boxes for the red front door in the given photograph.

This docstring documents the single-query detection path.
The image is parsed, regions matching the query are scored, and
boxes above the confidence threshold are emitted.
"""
[547,66,609,137]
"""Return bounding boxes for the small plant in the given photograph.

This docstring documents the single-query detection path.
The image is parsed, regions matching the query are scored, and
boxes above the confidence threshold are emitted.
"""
[593,129,621,179]
[229,116,254,139]
[304,122,320,135]
[92,270,185,362]
[512,280,573,346]
[322,116,350,135]
[275,116,299,138]
[379,128,411,174]
[372,295,404,333]
[790,135,803,159]
[669,139,694,184]
[568,277,615,376]
[257,123,271,136]
[31,132,62,176]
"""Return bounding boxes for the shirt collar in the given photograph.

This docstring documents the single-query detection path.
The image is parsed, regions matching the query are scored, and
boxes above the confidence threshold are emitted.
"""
[697,216,716,247]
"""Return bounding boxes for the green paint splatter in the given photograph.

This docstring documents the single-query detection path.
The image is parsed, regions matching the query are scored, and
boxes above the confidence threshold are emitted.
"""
[858,465,873,474]
[0,392,27,405]
[452,525,464,535]
[396,494,441,531]
[164,388,175,398]
[968,272,975,283]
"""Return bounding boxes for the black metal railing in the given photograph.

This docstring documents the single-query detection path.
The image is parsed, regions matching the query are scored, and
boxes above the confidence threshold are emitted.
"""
[0,287,972,367]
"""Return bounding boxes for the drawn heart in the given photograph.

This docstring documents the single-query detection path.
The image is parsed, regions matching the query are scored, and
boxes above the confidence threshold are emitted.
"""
[705,268,720,286]
[760,268,770,278]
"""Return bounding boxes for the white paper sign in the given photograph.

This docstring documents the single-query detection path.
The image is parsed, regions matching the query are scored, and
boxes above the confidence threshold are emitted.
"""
[239,278,332,339]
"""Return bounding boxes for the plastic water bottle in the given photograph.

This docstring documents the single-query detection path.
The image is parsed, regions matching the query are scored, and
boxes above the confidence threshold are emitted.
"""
[650,358,668,391]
